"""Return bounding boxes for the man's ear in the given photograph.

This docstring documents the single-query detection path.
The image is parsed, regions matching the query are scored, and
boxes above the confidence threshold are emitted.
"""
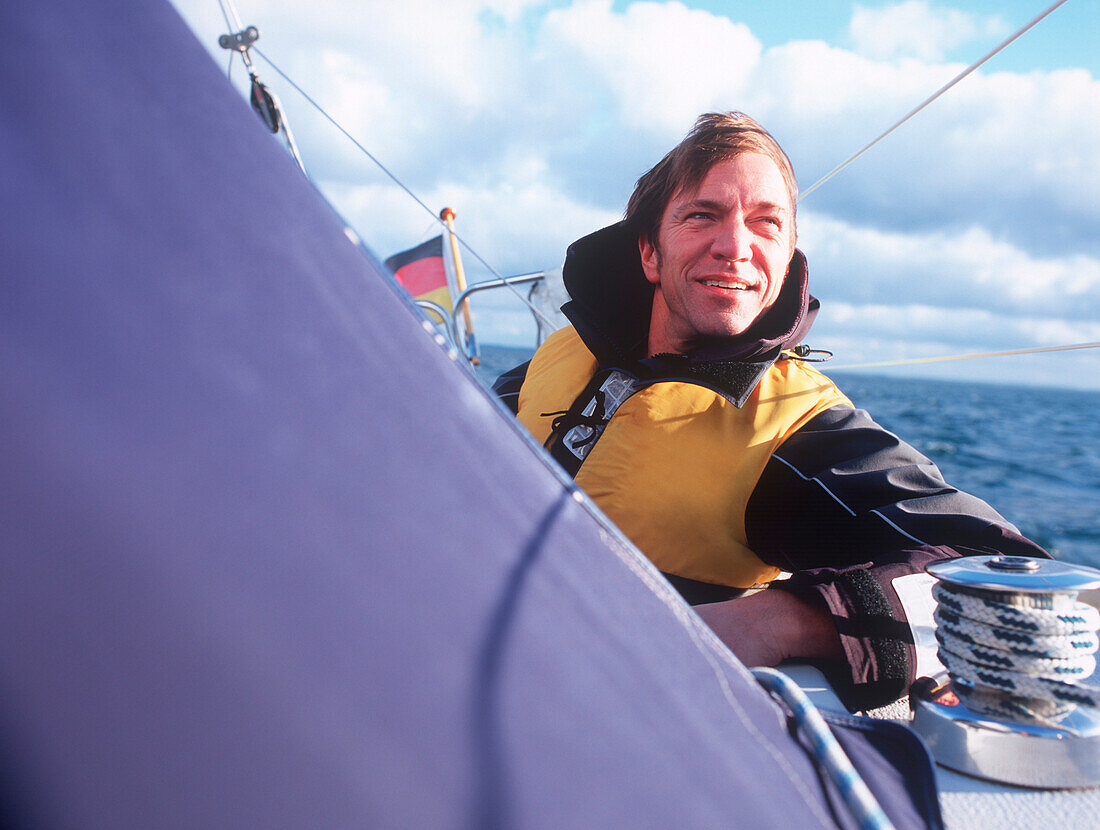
[639,235,660,286]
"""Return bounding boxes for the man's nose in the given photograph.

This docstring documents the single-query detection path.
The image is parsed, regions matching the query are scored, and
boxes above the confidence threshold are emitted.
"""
[711,218,752,262]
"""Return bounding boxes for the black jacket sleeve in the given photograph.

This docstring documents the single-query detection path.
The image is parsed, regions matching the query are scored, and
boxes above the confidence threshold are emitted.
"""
[746,404,1049,711]
[491,361,530,415]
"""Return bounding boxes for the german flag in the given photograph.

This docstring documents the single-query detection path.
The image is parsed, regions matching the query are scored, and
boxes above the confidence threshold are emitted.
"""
[385,235,454,312]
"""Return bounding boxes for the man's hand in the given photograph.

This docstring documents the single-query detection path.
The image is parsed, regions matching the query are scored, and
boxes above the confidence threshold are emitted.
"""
[694,589,843,667]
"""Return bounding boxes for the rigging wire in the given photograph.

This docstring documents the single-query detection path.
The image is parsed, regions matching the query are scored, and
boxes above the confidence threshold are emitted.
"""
[251,47,559,332]
[798,0,1072,202]
[826,341,1099,371]
[216,0,244,39]
[217,0,238,80]
[216,0,250,70]
[215,2,308,177]
[792,0,1085,372]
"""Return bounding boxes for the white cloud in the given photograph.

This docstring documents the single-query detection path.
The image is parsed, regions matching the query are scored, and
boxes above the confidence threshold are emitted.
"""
[819,302,1100,351]
[848,1,1009,62]
[542,0,761,135]
[323,174,620,280]
[745,39,939,119]
[755,49,1100,260]
[814,304,1100,392]
[799,211,1100,322]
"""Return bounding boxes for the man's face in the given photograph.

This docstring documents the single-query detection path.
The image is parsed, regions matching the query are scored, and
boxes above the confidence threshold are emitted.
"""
[640,153,794,355]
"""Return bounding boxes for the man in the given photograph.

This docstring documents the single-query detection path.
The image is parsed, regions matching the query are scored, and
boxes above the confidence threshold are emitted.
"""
[494,112,1047,710]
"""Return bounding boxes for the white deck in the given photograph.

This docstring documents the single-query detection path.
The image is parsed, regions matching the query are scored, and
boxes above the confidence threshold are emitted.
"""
[779,664,1100,829]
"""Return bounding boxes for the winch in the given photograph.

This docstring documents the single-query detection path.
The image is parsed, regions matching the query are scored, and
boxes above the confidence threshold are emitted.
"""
[911,554,1100,789]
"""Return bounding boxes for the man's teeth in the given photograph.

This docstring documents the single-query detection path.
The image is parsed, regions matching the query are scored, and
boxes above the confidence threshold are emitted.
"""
[702,279,750,289]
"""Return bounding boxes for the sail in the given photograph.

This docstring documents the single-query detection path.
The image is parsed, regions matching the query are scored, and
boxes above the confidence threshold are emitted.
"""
[0,1,940,827]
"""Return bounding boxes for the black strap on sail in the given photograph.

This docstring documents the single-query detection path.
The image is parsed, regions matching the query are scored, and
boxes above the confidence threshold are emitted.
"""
[250,77,283,134]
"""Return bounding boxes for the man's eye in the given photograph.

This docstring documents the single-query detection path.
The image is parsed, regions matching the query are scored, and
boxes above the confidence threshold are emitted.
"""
[757,216,781,228]
[688,212,713,221]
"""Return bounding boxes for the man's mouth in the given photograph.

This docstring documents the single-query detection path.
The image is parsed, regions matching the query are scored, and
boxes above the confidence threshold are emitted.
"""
[701,278,754,291]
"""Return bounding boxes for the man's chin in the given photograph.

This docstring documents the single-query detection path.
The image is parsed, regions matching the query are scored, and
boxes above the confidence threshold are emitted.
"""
[699,311,758,340]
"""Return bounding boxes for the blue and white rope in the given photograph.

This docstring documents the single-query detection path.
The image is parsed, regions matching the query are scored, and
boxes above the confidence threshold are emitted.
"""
[752,668,895,830]
[931,582,1100,717]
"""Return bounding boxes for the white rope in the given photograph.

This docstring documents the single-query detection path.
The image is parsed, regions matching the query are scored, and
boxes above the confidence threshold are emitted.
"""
[931,581,1100,719]
[216,0,254,74]
[826,341,1100,371]
[216,0,244,34]
[799,0,1073,202]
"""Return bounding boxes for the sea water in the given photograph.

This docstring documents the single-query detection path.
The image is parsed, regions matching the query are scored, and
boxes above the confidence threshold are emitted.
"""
[475,344,1100,569]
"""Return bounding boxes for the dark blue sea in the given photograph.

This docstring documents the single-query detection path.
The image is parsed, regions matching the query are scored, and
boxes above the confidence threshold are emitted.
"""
[475,345,1100,569]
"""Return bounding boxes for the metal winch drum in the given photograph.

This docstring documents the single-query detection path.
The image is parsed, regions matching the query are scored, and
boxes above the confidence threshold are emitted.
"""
[911,555,1100,789]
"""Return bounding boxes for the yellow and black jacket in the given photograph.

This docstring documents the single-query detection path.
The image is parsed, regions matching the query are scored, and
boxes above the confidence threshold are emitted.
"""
[494,222,1048,710]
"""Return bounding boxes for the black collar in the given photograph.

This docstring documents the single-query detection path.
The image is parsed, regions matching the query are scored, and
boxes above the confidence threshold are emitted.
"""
[560,221,818,405]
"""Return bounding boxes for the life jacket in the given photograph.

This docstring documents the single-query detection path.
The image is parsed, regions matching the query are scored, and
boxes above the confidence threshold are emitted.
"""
[518,326,850,588]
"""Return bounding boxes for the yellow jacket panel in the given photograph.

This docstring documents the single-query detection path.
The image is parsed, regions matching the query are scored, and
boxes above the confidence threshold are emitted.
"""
[518,326,850,588]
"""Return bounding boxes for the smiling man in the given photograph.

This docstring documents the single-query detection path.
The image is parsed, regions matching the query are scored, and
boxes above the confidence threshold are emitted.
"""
[641,153,792,352]
[494,112,1047,711]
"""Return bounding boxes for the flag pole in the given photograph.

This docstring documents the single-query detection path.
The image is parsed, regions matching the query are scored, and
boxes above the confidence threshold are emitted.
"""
[440,207,479,365]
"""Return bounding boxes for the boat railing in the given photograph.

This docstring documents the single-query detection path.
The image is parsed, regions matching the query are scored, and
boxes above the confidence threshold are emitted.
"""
[434,270,564,362]
[414,299,452,332]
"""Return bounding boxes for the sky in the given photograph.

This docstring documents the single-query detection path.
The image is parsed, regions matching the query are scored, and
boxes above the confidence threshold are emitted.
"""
[170,0,1099,390]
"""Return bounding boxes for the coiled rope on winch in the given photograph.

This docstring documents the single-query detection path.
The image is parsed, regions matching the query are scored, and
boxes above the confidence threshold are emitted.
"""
[931,578,1100,722]
[917,556,1100,787]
